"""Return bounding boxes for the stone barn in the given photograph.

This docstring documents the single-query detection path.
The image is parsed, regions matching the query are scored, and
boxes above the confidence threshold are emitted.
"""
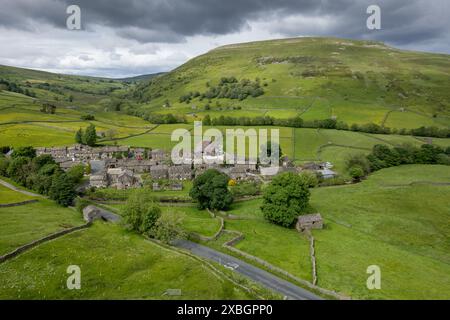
[296,213,323,232]
[82,205,101,222]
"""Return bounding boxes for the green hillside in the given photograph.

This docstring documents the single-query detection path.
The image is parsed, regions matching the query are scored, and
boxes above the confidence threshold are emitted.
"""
[131,37,450,130]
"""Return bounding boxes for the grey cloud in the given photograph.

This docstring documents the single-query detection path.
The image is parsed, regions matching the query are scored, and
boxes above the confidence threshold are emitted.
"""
[0,0,446,49]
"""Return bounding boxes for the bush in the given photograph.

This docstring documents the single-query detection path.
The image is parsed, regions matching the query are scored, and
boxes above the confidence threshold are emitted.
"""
[122,189,161,234]
[261,172,310,228]
[151,212,186,244]
[0,156,10,176]
[345,153,371,175]
[298,171,319,188]
[75,197,90,213]
[230,181,261,197]
[66,164,85,184]
[348,166,365,181]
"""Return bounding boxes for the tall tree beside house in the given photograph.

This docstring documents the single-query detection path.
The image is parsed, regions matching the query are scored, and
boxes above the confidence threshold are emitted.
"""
[84,124,97,147]
[261,172,310,228]
[75,128,84,144]
[190,169,233,210]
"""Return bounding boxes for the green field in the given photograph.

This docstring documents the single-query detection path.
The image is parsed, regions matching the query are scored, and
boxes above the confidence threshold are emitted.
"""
[0,199,84,255]
[0,184,35,204]
[166,165,450,299]
[0,223,253,299]
[0,186,261,299]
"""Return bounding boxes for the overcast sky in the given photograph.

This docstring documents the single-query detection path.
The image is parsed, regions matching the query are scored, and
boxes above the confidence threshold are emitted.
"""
[0,0,448,78]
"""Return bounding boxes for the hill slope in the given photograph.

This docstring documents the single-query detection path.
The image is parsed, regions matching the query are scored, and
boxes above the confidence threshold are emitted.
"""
[132,37,450,129]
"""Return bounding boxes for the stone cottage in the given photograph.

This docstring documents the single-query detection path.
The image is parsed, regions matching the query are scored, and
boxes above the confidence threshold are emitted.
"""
[168,165,192,180]
[150,164,169,179]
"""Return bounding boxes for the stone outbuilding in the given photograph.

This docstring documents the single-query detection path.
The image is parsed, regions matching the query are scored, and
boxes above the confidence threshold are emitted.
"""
[296,213,323,232]
[82,205,101,222]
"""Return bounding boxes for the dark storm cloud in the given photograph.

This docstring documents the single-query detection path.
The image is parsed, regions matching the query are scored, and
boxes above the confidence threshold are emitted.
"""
[0,0,446,49]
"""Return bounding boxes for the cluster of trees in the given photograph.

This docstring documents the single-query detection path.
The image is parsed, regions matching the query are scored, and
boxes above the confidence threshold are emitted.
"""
[0,146,84,206]
[40,103,56,114]
[189,169,234,211]
[345,144,450,180]
[122,189,186,243]
[0,79,36,97]
[143,113,186,124]
[367,144,450,172]
[75,124,97,146]
[261,172,311,228]
[80,114,95,120]
[203,114,450,138]
[180,77,264,103]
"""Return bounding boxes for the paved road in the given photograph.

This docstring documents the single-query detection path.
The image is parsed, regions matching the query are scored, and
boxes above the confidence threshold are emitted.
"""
[0,178,43,197]
[174,239,322,300]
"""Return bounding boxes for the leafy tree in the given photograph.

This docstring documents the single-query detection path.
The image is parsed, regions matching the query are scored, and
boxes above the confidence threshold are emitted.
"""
[33,154,56,168]
[261,172,310,227]
[122,189,161,233]
[190,169,233,210]
[298,171,319,188]
[49,173,76,207]
[348,166,365,181]
[141,205,162,234]
[345,153,370,175]
[7,156,30,184]
[75,128,84,144]
[203,114,211,126]
[151,212,186,244]
[0,155,10,176]
[11,146,36,159]
[66,164,85,184]
[84,124,97,147]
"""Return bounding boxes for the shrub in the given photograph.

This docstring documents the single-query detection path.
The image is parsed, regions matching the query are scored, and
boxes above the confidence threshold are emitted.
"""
[75,197,90,213]
[348,166,365,181]
[298,171,319,188]
[151,212,186,244]
[122,189,161,234]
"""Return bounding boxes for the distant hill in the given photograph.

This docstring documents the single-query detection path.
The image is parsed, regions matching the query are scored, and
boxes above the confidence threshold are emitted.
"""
[130,37,450,130]
[0,64,129,108]
[116,72,166,82]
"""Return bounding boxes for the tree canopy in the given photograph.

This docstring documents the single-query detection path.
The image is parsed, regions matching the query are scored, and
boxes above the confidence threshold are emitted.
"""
[189,169,233,211]
[261,172,310,227]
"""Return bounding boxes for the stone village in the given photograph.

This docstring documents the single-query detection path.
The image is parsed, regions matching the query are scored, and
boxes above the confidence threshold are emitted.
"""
[35,141,337,191]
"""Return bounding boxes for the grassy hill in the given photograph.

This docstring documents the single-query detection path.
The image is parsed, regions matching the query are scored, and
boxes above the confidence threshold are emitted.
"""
[132,37,450,130]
